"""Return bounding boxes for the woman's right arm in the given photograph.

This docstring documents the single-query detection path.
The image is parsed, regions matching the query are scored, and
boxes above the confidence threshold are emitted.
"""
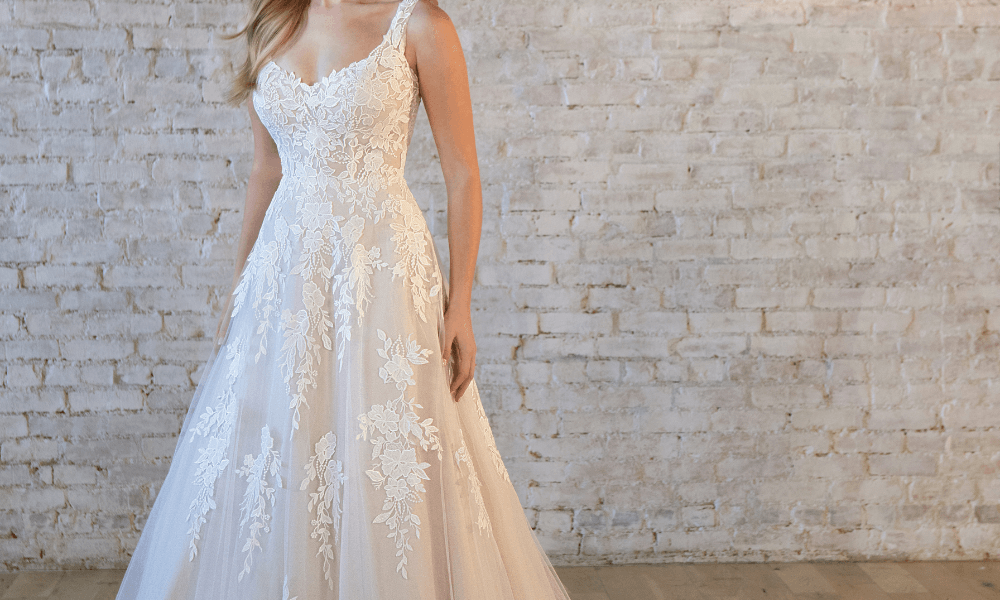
[231,99,283,285]
[215,99,282,346]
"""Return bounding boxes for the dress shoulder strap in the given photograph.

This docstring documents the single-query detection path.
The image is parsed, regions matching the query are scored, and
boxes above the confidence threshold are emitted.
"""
[388,0,420,49]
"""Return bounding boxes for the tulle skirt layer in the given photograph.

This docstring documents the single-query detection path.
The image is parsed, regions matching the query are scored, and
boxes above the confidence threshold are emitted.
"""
[114,180,571,600]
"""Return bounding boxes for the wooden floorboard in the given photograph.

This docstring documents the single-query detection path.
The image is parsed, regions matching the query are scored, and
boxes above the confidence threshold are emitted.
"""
[899,562,1000,600]
[0,562,997,599]
[813,562,893,600]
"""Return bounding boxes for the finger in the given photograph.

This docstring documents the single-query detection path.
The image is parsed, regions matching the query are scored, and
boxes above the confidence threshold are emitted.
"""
[453,355,473,398]
[456,375,470,401]
[442,332,455,365]
[450,364,460,395]
[463,355,476,392]
[456,365,473,401]
[450,353,465,395]
[453,375,467,401]
[447,350,458,394]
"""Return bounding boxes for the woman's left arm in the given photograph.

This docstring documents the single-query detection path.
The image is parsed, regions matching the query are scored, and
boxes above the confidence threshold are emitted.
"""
[407,2,483,402]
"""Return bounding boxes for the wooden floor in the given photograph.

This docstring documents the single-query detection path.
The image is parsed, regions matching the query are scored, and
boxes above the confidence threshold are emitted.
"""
[0,562,998,599]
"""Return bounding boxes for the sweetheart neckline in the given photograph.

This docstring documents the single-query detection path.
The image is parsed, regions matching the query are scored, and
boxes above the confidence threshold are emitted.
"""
[266,25,394,89]
[264,43,417,92]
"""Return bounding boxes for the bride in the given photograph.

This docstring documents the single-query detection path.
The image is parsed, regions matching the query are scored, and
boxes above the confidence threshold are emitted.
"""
[113,0,573,598]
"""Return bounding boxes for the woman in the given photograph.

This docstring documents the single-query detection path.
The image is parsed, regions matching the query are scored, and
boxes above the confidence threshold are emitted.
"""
[114,0,573,598]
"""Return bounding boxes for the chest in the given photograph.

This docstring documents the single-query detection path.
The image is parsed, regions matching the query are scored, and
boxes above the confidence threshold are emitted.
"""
[252,49,421,155]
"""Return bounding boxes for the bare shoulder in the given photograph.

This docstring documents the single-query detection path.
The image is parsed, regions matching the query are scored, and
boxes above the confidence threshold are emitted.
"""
[407,0,459,49]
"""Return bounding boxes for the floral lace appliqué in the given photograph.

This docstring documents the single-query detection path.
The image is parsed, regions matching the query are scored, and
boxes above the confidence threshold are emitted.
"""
[279,201,342,436]
[331,214,388,361]
[186,337,247,560]
[390,200,441,323]
[357,328,443,580]
[237,425,282,581]
[231,214,292,362]
[300,431,347,589]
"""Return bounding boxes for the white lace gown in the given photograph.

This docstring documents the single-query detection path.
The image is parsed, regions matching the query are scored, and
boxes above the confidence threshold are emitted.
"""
[114,1,572,598]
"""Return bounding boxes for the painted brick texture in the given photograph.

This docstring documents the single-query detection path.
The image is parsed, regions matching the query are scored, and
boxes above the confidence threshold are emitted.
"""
[2,0,1000,569]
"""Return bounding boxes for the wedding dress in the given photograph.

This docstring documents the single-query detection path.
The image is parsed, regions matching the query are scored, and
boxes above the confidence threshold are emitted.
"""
[114,1,572,598]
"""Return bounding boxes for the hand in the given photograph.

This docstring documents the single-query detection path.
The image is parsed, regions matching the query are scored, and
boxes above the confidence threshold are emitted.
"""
[214,284,237,347]
[442,306,476,402]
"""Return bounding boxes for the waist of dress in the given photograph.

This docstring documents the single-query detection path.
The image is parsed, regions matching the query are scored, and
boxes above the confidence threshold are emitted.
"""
[270,168,416,213]
[281,159,404,180]
[278,175,411,198]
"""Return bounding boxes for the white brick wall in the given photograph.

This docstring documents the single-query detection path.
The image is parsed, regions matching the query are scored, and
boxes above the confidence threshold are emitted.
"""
[2,0,1000,569]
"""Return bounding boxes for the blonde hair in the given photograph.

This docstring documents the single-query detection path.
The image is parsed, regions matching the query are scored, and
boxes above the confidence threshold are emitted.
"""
[222,0,310,106]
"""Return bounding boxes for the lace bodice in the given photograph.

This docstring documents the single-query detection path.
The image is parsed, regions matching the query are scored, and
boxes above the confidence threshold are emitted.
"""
[252,0,422,223]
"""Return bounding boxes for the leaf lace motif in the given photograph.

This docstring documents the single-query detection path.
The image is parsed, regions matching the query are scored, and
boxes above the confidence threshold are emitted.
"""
[185,211,294,561]
[185,336,247,560]
[332,214,388,362]
[232,214,293,362]
[470,383,513,484]
[454,435,493,537]
[356,328,442,580]
[390,200,441,323]
[300,431,347,589]
[278,201,341,436]
[278,199,391,438]
[237,425,282,581]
